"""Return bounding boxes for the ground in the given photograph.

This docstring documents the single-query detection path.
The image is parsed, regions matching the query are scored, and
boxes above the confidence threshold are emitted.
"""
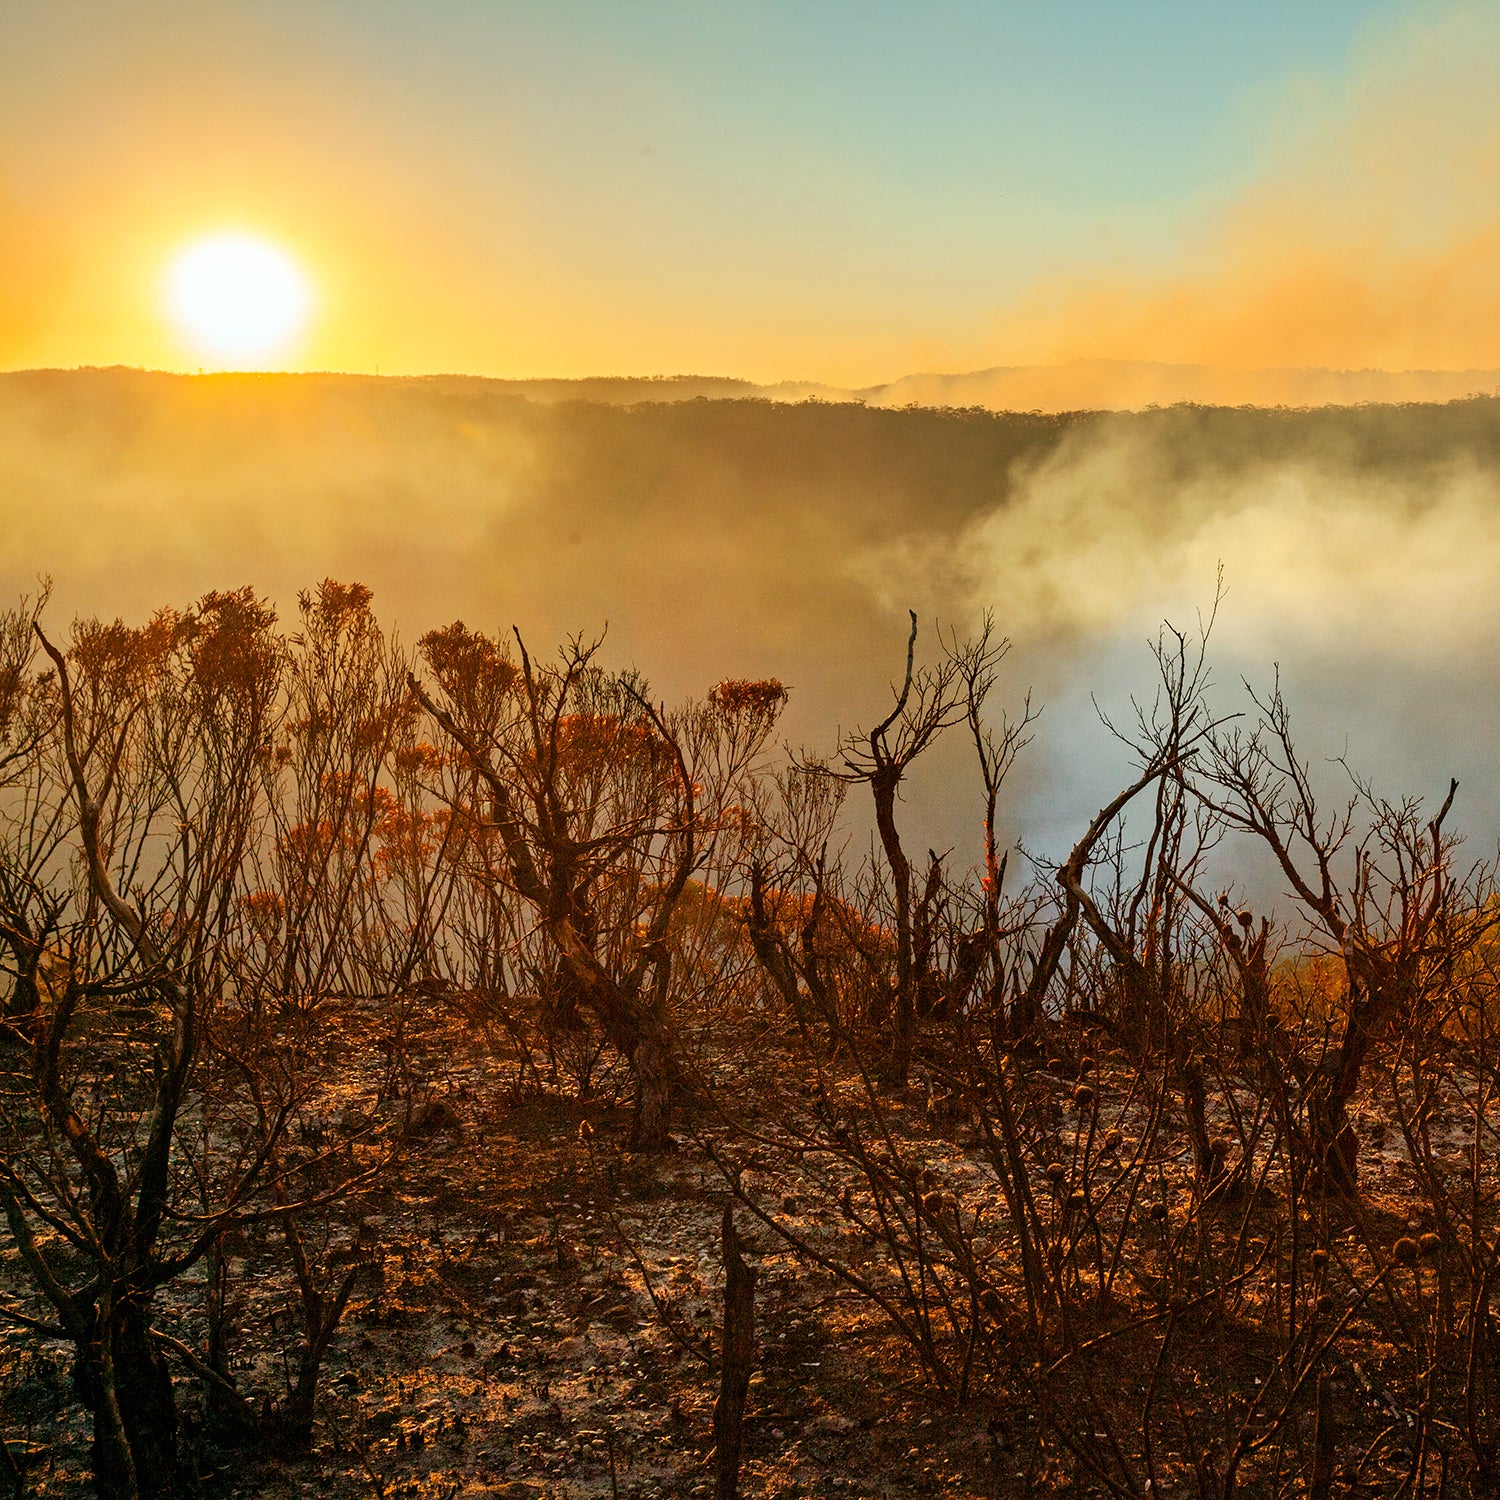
[2,1019,1492,1498]
[2,1055,999,1499]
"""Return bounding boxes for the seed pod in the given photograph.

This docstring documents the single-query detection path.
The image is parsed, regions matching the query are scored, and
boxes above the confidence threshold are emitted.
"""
[1066,1191,1087,1214]
[980,1287,1004,1318]
[1045,1162,1067,1184]
[1392,1236,1419,1266]
[1103,1129,1123,1152]
[1418,1232,1442,1258]
[1047,1057,1066,1074]
[1147,1202,1167,1221]
[1311,1248,1329,1271]
[1072,1084,1095,1110]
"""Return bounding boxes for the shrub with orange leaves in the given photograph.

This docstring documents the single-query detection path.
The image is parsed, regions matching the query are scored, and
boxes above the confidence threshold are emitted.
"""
[709,677,789,722]
[393,740,447,778]
[417,622,521,727]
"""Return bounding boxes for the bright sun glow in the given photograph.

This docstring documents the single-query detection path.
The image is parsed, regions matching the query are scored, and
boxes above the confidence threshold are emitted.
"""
[166,233,311,364]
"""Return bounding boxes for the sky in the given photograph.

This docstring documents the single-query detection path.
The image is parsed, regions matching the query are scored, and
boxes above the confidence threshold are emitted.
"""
[3,0,1495,384]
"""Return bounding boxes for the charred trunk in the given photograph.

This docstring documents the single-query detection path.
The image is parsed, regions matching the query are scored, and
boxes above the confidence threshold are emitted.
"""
[1306,1049,1362,1195]
[73,1298,184,1500]
[871,765,914,1087]
[1306,968,1402,1194]
[630,1024,673,1150]
[276,1219,361,1450]
[1179,1057,1226,1191]
[712,1206,757,1500]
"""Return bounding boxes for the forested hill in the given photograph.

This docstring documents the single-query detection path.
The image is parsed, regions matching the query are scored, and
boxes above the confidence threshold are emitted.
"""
[0,365,1093,664]
[4,366,1498,649]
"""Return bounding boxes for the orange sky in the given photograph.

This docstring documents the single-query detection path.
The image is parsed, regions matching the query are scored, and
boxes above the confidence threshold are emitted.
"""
[3,2,1498,385]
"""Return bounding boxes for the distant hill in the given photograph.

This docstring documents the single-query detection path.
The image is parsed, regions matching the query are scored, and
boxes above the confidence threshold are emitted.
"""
[5,365,765,407]
[345,359,1500,411]
[835,359,1500,412]
[19,358,1500,415]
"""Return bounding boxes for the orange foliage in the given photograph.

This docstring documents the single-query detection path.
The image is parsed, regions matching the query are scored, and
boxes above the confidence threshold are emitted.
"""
[709,678,789,720]
[393,741,446,778]
[373,797,450,880]
[543,711,658,772]
[417,622,520,706]
[756,885,893,963]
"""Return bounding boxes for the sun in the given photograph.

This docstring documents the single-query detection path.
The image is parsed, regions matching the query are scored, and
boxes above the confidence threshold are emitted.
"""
[165,233,312,366]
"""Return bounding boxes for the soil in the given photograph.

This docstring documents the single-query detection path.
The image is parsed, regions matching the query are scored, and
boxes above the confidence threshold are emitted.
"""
[2,1018,1491,1499]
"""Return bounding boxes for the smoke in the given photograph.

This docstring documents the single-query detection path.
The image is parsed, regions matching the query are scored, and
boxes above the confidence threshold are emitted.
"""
[848,407,1500,874]
[856,422,1500,659]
